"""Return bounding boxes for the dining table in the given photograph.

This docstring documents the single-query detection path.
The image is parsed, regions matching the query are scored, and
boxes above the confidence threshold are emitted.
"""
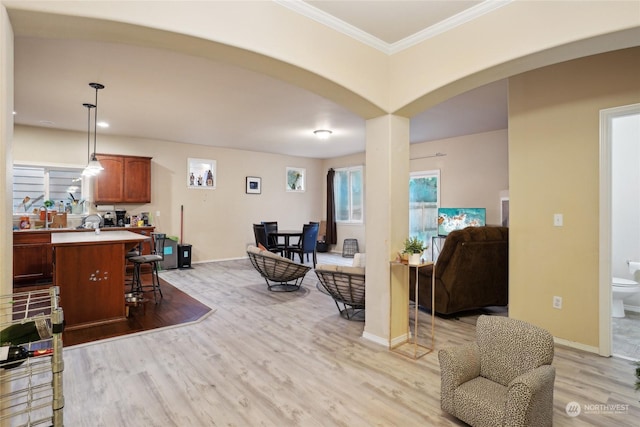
[268,229,302,257]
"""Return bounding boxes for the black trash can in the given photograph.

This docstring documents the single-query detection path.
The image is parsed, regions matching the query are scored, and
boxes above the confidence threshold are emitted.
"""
[316,241,328,253]
[178,244,192,269]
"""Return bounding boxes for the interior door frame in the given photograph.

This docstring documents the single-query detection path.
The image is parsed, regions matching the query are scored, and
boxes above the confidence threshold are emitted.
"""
[599,102,640,356]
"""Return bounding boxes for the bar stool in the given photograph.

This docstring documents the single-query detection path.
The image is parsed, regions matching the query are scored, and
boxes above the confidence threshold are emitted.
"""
[125,230,149,287]
[129,233,166,303]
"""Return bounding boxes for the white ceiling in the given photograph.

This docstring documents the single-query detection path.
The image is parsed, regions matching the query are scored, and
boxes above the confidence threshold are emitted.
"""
[11,1,508,159]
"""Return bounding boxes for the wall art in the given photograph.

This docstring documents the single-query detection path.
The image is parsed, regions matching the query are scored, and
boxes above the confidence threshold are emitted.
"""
[188,158,216,189]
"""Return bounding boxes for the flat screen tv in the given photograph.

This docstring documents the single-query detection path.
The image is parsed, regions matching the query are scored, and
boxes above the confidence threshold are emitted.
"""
[437,207,486,236]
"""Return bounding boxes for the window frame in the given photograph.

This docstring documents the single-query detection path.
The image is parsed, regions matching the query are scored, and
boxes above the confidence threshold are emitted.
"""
[409,169,440,260]
[334,165,364,224]
[12,162,86,215]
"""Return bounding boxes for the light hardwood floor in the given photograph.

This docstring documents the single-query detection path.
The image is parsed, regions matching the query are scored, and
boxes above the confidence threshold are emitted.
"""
[55,254,639,426]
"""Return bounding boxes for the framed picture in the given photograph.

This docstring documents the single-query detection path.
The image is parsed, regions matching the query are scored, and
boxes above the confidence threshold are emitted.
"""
[286,167,305,192]
[246,176,261,194]
[188,158,216,189]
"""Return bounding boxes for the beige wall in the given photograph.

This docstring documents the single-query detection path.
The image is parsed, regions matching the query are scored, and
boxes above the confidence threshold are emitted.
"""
[13,125,507,264]
[410,129,509,225]
[6,1,638,119]
[391,1,640,116]
[509,47,640,349]
[2,1,639,349]
[13,125,325,262]
[322,129,509,255]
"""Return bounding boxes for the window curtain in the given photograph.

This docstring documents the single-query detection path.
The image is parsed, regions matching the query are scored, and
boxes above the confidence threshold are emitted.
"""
[326,168,337,245]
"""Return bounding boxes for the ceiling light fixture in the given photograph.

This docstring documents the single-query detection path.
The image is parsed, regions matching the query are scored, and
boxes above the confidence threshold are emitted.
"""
[84,82,105,175]
[313,129,332,140]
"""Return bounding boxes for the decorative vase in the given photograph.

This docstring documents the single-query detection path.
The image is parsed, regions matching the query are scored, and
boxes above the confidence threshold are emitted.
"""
[409,253,422,265]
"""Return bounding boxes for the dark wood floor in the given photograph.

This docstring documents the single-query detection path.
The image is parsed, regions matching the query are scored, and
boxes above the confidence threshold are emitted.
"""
[14,273,212,347]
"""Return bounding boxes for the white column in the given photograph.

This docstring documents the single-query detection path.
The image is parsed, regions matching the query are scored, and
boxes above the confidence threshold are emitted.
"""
[0,5,14,297]
[362,114,410,344]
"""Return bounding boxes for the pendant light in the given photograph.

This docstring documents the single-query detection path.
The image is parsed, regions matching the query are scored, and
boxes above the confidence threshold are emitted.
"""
[84,82,105,175]
[81,102,96,176]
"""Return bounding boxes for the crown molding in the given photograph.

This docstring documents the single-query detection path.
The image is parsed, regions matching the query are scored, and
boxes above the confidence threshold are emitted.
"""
[275,0,512,55]
[275,0,390,52]
[389,1,513,54]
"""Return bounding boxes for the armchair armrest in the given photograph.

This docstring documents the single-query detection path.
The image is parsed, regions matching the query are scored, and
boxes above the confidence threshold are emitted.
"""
[438,342,480,414]
[505,365,556,427]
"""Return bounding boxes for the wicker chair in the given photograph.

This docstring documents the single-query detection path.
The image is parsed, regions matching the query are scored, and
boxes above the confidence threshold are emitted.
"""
[247,245,311,292]
[315,264,365,321]
[438,315,556,427]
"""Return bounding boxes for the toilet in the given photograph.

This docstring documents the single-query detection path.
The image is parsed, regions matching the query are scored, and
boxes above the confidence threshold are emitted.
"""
[612,261,640,318]
[612,278,640,318]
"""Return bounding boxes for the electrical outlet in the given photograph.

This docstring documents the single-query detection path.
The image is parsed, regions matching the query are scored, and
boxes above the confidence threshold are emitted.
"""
[156,210,160,217]
[553,296,562,309]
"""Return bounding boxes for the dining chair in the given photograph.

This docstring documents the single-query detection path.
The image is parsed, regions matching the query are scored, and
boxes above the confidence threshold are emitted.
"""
[288,222,319,267]
[261,221,285,249]
[129,232,166,303]
[253,223,284,255]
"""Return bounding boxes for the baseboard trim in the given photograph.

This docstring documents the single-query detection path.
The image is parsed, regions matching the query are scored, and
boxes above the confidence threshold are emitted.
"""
[553,337,600,355]
[388,334,411,348]
[361,331,410,348]
[362,331,391,347]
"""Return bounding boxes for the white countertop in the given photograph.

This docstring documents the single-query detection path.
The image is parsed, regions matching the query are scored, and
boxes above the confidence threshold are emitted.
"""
[51,230,149,245]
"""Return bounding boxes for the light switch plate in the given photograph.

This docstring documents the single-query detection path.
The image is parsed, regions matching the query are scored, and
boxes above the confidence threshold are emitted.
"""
[553,213,563,227]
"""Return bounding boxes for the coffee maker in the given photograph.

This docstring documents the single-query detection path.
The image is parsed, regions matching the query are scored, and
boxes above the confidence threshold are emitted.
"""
[103,212,115,227]
[115,210,126,227]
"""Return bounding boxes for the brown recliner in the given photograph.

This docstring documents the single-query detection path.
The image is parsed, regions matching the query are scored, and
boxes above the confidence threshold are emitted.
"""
[410,226,508,315]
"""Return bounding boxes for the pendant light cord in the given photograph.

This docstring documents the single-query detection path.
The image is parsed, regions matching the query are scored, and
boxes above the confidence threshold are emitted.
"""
[89,83,104,160]
[83,103,95,163]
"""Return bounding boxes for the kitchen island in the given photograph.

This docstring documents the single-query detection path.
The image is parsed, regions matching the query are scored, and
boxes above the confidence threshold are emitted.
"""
[51,230,149,330]
[13,226,155,287]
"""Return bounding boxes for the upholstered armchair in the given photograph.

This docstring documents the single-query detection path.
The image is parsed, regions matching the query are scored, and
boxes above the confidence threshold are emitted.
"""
[438,315,556,427]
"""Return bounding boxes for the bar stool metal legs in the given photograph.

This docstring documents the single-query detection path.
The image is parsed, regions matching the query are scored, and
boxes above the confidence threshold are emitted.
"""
[128,233,166,304]
[130,259,163,304]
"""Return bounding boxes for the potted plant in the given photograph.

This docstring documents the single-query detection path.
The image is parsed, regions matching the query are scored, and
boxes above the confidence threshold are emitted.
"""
[403,236,427,265]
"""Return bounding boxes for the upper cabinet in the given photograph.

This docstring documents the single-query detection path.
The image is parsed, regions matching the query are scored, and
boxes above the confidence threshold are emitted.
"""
[93,154,152,204]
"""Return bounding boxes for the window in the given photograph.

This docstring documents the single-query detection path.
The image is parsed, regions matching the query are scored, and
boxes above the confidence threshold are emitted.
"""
[12,166,83,214]
[334,166,363,223]
[409,170,440,260]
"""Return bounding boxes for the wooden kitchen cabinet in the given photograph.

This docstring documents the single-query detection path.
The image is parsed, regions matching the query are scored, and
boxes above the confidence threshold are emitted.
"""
[13,232,53,286]
[93,154,152,204]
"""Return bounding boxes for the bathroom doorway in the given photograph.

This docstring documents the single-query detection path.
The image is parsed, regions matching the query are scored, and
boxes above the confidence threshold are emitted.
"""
[601,103,640,360]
